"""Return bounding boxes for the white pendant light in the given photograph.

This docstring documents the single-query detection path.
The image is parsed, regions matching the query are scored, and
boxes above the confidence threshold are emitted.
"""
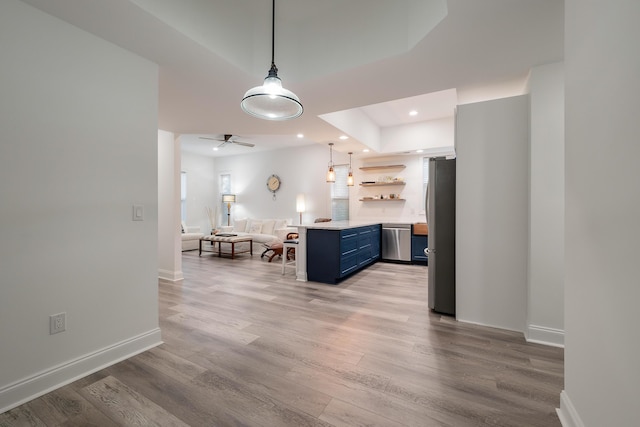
[326,143,336,183]
[241,0,303,121]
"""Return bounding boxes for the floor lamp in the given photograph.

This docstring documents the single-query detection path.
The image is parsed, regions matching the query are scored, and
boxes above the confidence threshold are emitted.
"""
[222,194,236,226]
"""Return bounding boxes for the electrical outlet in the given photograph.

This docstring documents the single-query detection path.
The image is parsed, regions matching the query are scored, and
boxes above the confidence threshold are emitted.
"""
[50,312,66,335]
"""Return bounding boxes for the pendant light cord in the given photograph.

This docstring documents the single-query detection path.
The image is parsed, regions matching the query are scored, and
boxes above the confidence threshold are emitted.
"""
[271,0,276,68]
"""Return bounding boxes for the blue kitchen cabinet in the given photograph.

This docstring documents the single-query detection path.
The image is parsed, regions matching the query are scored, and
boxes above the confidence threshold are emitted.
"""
[307,224,381,284]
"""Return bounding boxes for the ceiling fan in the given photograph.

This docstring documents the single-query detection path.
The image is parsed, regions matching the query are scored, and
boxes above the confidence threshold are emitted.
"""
[199,134,255,148]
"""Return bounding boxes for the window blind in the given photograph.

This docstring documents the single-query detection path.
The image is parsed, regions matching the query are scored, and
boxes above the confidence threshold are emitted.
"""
[331,165,350,221]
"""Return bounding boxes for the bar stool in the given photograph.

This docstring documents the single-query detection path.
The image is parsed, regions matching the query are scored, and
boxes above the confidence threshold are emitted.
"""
[282,236,298,276]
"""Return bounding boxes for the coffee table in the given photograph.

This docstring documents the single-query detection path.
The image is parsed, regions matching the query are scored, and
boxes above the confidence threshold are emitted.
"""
[199,235,253,259]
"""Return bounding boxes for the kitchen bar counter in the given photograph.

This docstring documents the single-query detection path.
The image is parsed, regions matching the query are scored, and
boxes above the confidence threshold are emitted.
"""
[296,220,382,231]
[293,221,382,284]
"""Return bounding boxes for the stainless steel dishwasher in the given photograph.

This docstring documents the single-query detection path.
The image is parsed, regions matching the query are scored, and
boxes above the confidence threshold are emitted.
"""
[381,223,412,261]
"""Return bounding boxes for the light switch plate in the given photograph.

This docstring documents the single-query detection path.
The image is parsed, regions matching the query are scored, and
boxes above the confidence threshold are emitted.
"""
[133,204,144,221]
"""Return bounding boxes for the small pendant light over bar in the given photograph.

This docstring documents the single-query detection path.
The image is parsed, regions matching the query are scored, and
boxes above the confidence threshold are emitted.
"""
[326,143,336,183]
[347,152,354,186]
[241,0,303,120]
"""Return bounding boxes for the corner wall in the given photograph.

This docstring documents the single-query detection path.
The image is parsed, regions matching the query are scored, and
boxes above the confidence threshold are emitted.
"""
[527,62,565,347]
[158,130,182,281]
[560,1,640,426]
[0,0,161,411]
[456,95,530,332]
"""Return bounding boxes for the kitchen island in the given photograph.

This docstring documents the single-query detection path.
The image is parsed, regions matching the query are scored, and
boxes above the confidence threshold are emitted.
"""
[294,221,382,284]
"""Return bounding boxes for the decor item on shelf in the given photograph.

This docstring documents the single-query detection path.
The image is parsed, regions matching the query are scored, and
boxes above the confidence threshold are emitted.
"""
[240,0,303,121]
[326,143,336,183]
[296,193,306,224]
[222,193,236,226]
[347,152,354,186]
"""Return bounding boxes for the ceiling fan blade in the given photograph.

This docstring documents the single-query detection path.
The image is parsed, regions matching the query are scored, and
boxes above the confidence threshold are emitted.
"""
[198,136,220,141]
[232,141,255,147]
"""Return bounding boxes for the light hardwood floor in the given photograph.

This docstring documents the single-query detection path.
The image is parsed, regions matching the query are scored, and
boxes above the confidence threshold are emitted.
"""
[1,251,564,426]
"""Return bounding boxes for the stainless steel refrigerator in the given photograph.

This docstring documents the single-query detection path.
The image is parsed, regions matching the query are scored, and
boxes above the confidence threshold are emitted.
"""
[426,157,456,315]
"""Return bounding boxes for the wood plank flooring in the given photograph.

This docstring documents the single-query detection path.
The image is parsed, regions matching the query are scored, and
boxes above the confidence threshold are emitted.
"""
[1,251,564,426]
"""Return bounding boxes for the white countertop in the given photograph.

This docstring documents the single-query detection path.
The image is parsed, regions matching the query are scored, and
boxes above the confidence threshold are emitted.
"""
[295,220,383,230]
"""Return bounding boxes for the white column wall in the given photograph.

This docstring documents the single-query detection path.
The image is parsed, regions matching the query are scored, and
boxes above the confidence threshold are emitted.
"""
[456,95,530,332]
[158,130,182,281]
[560,1,640,426]
[527,62,565,347]
[0,0,161,411]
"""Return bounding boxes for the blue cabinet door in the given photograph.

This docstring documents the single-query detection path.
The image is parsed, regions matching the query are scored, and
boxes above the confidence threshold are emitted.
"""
[411,235,428,264]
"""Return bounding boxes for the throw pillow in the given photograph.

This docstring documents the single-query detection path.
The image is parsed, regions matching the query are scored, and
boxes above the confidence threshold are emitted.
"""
[233,218,248,232]
[249,221,263,234]
[261,220,276,235]
[273,219,287,231]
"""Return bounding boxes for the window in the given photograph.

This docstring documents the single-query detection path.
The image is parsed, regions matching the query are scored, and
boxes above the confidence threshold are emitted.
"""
[180,171,187,221]
[331,165,350,221]
[220,173,231,194]
[220,173,231,224]
[423,157,429,202]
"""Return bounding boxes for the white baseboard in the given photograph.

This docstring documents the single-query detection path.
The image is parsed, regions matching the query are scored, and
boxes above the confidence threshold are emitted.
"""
[158,268,183,282]
[456,317,523,334]
[557,390,585,427]
[0,328,162,414]
[526,324,565,348]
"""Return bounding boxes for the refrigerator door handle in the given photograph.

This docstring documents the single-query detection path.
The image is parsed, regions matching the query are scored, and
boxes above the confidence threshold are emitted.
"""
[425,182,430,225]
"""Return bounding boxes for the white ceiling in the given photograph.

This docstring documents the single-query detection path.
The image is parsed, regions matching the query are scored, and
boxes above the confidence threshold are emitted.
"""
[20,0,564,158]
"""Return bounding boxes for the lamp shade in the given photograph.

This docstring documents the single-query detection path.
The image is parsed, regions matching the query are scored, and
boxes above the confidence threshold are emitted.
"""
[326,167,336,183]
[296,194,306,213]
[240,0,303,121]
[222,194,236,203]
[241,75,303,121]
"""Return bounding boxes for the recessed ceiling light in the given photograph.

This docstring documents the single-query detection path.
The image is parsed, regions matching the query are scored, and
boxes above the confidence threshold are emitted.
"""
[339,135,349,140]
[409,110,418,116]
[363,148,370,153]
[416,149,424,153]
[213,147,219,151]
[297,133,304,138]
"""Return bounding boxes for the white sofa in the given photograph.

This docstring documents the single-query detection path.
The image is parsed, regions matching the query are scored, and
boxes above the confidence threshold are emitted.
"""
[182,222,204,251]
[218,218,296,245]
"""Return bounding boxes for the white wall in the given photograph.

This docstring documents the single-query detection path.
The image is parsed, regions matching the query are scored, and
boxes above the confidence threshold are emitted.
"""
[213,144,335,224]
[560,1,640,426]
[0,0,161,411]
[527,62,565,347]
[181,150,217,232]
[210,144,432,225]
[158,130,182,281]
[456,95,529,332]
[351,154,428,223]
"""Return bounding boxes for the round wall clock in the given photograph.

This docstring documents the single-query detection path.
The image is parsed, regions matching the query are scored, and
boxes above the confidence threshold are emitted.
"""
[266,174,281,199]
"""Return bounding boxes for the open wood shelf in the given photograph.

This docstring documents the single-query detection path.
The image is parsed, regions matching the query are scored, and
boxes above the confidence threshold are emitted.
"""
[359,198,406,202]
[359,181,406,187]
[359,164,406,171]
